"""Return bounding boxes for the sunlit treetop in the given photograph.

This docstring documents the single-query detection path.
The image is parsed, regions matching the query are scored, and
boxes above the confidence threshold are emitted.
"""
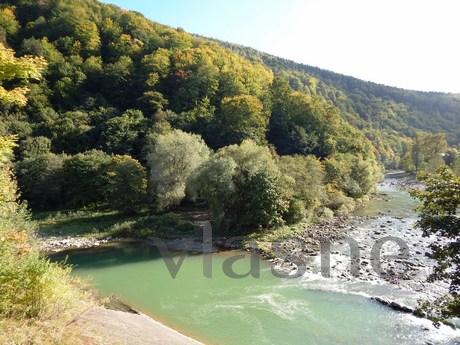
[0,43,46,106]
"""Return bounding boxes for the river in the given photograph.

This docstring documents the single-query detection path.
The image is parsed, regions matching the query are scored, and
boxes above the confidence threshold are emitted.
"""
[51,175,460,345]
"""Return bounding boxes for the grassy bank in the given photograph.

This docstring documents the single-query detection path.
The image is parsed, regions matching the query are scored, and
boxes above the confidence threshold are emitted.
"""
[34,209,197,240]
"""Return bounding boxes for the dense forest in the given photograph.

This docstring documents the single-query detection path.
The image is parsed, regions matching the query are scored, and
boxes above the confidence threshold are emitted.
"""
[0,0,457,233]
[1,0,460,338]
[216,39,460,145]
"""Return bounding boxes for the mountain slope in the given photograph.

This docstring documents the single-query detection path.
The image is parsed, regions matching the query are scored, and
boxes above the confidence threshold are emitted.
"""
[214,40,460,144]
[0,0,456,172]
[0,0,372,160]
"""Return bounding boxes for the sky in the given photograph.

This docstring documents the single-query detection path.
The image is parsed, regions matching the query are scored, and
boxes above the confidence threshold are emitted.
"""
[101,0,460,93]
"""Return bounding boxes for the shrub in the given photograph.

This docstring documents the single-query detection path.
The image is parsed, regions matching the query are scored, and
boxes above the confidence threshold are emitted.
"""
[284,199,306,224]
[316,207,334,219]
[0,136,77,319]
[324,185,356,214]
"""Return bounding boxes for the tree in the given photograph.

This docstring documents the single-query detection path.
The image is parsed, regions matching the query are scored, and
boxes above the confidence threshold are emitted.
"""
[0,43,46,106]
[16,153,66,210]
[411,168,460,319]
[0,6,19,41]
[167,47,219,112]
[412,132,448,172]
[105,155,147,214]
[147,129,210,211]
[278,155,325,215]
[102,109,147,155]
[268,78,372,159]
[188,155,237,229]
[18,136,51,159]
[324,153,380,199]
[62,150,112,207]
[190,140,292,232]
[169,97,214,135]
[0,44,75,324]
[269,79,327,156]
[49,110,94,153]
[212,95,268,148]
[233,168,290,229]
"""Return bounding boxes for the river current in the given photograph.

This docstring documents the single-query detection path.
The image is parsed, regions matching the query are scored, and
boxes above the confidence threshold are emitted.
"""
[51,176,460,345]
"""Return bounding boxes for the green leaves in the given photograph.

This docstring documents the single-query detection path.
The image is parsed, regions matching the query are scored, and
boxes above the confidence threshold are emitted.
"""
[147,129,210,211]
[412,167,460,317]
[190,140,291,232]
[0,43,46,106]
[214,95,268,147]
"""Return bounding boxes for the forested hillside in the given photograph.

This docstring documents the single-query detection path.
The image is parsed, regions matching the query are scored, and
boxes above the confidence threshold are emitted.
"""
[216,40,460,145]
[0,0,456,231]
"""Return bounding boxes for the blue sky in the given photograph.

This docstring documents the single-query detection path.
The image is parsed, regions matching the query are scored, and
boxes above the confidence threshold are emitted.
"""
[101,0,460,93]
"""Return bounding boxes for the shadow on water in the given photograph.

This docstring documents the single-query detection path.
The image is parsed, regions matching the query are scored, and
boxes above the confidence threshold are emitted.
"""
[49,242,165,269]
[49,241,210,270]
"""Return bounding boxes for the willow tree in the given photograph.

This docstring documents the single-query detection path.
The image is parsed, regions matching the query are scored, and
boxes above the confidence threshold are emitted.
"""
[147,129,210,211]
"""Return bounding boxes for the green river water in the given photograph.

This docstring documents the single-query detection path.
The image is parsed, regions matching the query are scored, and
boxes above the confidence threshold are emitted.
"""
[51,178,459,345]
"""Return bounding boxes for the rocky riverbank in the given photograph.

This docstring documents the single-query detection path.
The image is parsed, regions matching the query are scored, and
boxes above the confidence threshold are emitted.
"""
[259,216,352,265]
[38,235,119,253]
[260,176,450,313]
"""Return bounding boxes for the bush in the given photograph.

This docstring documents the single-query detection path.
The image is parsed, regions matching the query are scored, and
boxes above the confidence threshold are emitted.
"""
[0,136,77,319]
[324,186,356,214]
[0,248,73,318]
[284,199,306,224]
[316,207,334,219]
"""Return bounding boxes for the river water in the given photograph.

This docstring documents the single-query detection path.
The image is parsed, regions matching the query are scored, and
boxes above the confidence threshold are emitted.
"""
[51,176,460,345]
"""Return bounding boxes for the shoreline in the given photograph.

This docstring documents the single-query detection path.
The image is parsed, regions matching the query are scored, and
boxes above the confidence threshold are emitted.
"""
[40,172,457,343]
[71,305,205,345]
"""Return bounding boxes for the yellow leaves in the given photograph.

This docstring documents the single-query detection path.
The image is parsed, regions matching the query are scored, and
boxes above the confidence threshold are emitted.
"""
[142,48,171,78]
[0,43,47,106]
[0,6,19,35]
[0,85,28,106]
[7,230,27,244]
[0,136,17,166]
[0,43,46,80]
